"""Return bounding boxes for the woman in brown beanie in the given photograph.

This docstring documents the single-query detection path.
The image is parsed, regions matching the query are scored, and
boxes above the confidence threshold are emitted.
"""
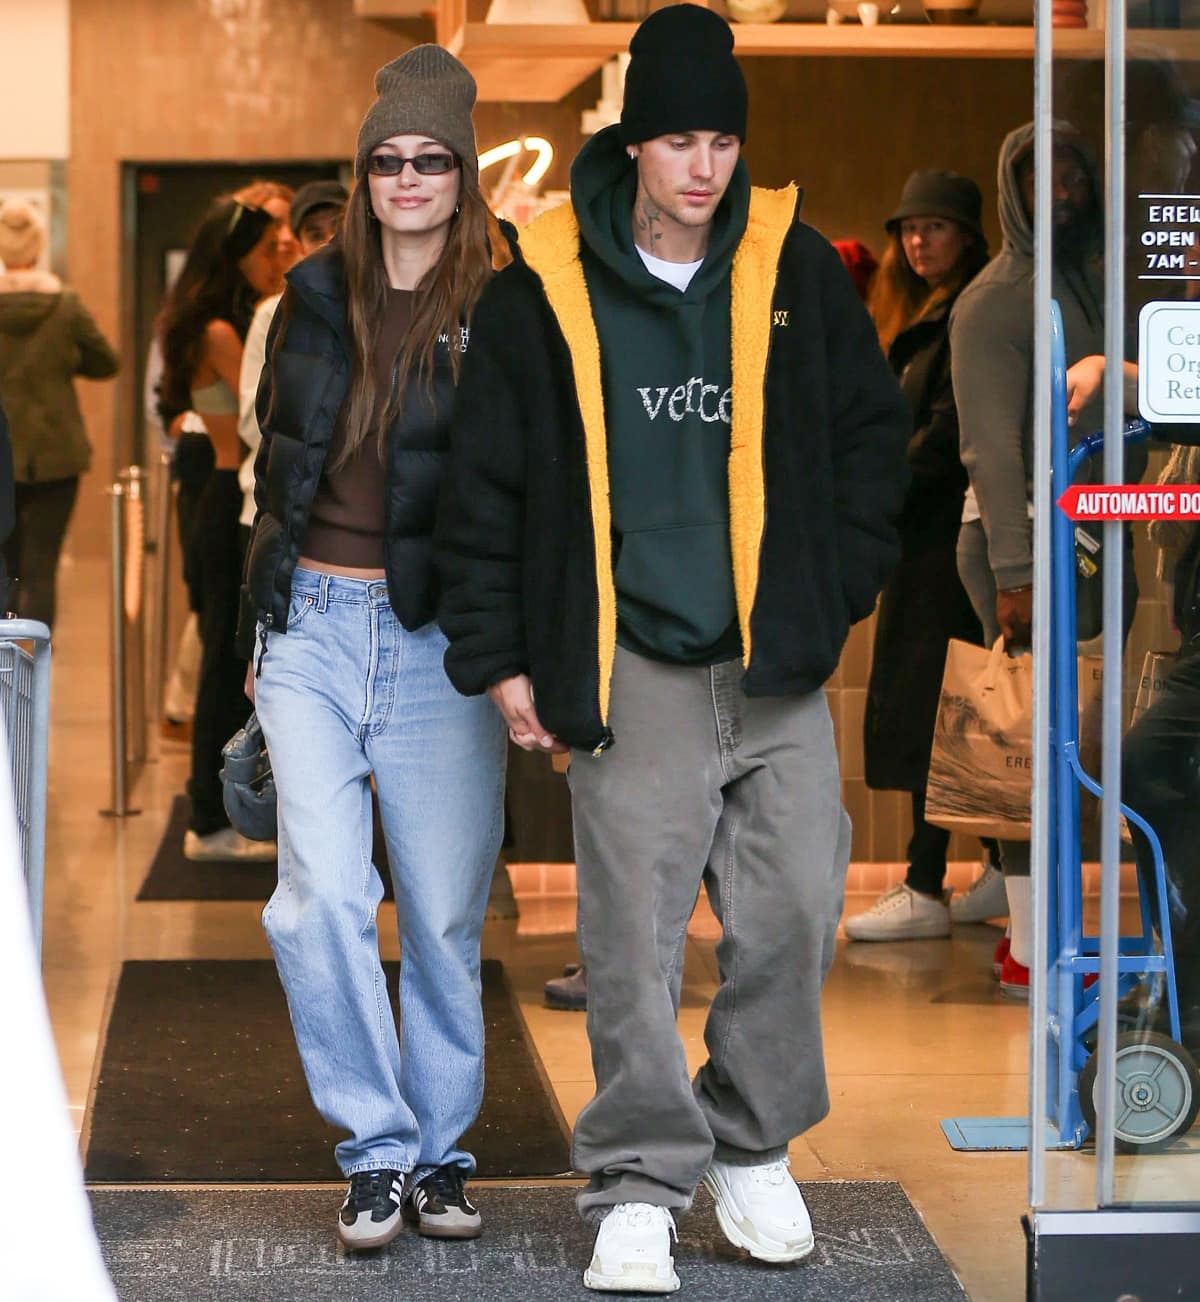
[239,46,510,1250]
[0,199,118,629]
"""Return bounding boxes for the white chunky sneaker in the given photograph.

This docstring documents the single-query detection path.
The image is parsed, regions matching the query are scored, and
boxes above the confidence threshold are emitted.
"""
[182,826,276,862]
[844,883,950,942]
[584,1203,680,1293]
[949,862,1009,924]
[703,1158,814,1263]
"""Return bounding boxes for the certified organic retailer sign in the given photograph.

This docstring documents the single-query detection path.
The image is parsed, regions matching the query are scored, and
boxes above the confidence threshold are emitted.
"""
[1139,301,1200,422]
[1138,193,1200,422]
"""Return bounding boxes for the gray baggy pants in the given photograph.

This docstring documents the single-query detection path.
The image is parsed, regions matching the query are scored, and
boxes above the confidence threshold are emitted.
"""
[567,647,852,1222]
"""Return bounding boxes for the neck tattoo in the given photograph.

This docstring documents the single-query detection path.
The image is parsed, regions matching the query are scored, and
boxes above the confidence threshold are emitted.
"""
[635,197,664,247]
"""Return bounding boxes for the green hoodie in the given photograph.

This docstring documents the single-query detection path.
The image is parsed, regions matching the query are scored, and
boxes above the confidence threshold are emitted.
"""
[0,269,118,483]
[571,126,750,665]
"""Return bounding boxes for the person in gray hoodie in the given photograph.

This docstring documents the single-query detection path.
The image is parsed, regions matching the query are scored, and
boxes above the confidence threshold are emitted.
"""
[950,123,1115,996]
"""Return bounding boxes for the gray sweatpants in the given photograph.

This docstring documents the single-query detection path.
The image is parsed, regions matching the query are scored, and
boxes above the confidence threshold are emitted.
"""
[566,647,852,1222]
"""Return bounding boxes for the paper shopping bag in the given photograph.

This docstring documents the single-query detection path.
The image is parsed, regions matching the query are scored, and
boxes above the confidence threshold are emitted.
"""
[926,638,1033,840]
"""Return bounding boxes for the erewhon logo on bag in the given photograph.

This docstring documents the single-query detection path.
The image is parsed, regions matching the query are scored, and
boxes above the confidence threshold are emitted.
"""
[925,641,1106,842]
[926,640,1033,841]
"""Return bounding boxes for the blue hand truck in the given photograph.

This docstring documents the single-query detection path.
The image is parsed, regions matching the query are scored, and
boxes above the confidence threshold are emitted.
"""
[1046,300,1199,1153]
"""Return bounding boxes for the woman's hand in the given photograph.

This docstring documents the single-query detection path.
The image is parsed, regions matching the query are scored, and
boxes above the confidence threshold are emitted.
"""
[1066,355,1105,426]
[487,674,567,753]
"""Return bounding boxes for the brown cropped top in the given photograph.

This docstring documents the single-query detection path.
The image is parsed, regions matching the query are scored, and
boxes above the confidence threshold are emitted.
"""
[302,288,414,569]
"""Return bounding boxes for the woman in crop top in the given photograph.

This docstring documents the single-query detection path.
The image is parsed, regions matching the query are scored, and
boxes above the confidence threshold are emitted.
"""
[159,192,293,862]
[240,49,510,1249]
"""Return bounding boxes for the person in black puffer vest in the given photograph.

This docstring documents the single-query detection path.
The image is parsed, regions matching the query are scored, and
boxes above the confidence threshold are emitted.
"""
[435,6,910,1291]
[238,47,511,1252]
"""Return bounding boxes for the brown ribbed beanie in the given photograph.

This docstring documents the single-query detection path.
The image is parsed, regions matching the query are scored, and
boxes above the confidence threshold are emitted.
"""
[355,46,478,182]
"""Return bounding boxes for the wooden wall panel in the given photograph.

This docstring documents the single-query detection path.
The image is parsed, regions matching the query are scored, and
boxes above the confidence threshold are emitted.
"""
[741,55,1033,252]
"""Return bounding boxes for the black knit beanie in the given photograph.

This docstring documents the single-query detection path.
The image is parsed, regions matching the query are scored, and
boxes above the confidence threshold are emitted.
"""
[619,4,748,146]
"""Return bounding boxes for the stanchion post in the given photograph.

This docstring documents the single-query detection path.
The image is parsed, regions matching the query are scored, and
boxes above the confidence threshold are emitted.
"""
[123,467,148,768]
[102,480,140,818]
[151,452,173,720]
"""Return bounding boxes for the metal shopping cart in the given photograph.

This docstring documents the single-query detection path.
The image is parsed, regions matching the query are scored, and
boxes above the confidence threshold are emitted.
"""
[0,619,52,958]
[1044,301,1199,1153]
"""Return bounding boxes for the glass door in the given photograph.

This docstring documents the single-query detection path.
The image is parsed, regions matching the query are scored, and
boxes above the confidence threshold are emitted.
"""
[1027,2,1200,1291]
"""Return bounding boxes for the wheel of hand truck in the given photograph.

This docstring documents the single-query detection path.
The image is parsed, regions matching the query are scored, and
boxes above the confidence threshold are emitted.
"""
[1079,1031,1200,1154]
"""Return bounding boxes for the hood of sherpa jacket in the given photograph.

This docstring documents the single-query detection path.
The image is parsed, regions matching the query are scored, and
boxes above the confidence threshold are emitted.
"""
[513,174,798,720]
[569,124,750,304]
[0,270,64,337]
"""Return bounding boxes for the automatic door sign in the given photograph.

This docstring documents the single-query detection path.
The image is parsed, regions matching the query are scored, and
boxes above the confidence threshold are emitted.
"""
[1057,482,1200,521]
[1139,301,1200,422]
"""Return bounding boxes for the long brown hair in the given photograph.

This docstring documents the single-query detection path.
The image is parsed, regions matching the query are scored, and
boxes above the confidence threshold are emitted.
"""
[868,224,989,355]
[336,165,495,466]
[157,197,274,425]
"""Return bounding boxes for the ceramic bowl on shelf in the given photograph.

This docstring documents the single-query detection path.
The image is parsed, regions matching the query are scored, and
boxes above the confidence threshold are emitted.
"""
[726,0,789,20]
[921,0,980,21]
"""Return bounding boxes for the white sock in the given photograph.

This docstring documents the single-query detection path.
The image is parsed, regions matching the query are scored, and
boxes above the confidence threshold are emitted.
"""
[1006,875,1032,968]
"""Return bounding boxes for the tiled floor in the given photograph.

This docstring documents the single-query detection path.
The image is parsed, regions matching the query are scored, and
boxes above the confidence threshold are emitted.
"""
[40,555,1200,1302]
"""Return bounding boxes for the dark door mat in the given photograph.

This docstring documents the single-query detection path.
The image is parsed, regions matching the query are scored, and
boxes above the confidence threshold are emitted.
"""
[83,959,570,1183]
[137,797,392,901]
[89,1182,965,1301]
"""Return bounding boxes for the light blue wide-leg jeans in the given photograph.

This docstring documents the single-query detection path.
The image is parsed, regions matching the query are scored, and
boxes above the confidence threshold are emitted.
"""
[254,568,506,1179]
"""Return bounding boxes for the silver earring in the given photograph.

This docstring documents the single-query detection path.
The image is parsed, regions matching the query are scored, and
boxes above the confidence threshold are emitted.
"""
[454,202,461,217]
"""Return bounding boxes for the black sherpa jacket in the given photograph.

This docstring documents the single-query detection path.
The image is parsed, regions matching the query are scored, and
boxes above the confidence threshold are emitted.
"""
[435,187,911,754]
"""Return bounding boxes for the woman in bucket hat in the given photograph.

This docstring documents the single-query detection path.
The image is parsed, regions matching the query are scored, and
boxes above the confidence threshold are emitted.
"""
[849,170,1002,944]
[239,46,511,1249]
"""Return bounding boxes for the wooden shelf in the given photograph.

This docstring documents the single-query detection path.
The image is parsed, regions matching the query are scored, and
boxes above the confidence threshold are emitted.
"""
[359,4,1200,101]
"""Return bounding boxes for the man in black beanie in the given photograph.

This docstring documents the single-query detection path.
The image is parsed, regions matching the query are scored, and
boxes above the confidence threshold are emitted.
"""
[437,4,909,1291]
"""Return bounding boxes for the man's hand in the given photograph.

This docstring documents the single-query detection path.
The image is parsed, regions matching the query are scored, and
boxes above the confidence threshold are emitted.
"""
[488,674,568,753]
[244,662,255,705]
[996,586,1033,652]
[1065,355,1105,426]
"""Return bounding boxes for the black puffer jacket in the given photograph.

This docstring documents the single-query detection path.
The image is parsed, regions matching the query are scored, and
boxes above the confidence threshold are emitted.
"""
[436,190,911,753]
[238,243,460,654]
